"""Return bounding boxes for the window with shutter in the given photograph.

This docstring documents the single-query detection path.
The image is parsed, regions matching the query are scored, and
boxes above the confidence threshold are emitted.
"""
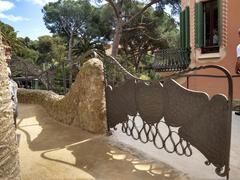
[195,0,220,54]
[180,9,186,48]
[185,6,190,48]
[180,6,190,48]
[195,2,203,48]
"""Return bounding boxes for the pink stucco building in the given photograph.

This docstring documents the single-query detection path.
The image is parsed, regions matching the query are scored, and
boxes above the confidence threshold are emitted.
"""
[180,0,240,99]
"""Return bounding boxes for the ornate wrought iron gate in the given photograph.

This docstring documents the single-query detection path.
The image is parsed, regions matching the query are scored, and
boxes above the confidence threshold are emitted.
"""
[100,53,232,180]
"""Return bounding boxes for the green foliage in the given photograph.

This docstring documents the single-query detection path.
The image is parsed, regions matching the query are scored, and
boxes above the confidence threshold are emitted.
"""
[1,0,181,93]
[36,35,54,65]
[43,0,112,44]
[0,21,23,55]
[95,0,180,57]
[51,36,66,63]
[43,0,114,85]
[95,0,180,12]
[119,3,179,73]
[43,0,92,36]
[18,48,39,63]
[139,74,150,80]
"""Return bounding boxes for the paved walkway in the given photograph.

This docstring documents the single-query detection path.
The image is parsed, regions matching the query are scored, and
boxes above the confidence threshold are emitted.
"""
[17,104,188,180]
[111,113,240,180]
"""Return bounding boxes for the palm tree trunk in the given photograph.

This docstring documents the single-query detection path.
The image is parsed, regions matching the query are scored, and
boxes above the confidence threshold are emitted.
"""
[0,35,21,179]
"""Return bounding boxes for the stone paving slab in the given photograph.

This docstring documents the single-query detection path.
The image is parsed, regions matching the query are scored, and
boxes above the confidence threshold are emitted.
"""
[17,104,188,180]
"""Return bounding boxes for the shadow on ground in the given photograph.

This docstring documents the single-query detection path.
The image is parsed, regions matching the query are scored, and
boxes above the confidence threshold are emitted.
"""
[17,103,187,180]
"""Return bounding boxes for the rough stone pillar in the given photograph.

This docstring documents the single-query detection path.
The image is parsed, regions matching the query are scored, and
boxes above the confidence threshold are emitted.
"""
[17,58,108,134]
[76,58,107,133]
[63,58,108,133]
[0,33,21,179]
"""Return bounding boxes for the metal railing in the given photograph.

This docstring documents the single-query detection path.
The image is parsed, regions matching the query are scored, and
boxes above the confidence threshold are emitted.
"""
[152,48,191,72]
[101,50,233,179]
[184,73,240,111]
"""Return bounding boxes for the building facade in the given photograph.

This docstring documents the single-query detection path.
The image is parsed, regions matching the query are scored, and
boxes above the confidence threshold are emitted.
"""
[181,0,240,99]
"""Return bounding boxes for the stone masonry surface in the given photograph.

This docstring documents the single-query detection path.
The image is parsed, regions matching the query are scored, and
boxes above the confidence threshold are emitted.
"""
[0,34,21,179]
[18,58,107,134]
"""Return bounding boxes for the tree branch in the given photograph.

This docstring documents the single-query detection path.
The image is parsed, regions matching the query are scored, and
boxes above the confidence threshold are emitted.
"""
[106,0,120,19]
[123,25,146,32]
[123,0,159,26]
[59,16,70,36]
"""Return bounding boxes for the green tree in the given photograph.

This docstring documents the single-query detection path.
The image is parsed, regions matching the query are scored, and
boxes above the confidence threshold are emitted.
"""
[95,0,180,57]
[120,6,179,72]
[37,36,53,65]
[0,22,40,64]
[51,36,67,93]
[43,0,93,86]
[72,5,113,63]
[15,37,39,63]
[0,21,66,91]
[0,21,23,56]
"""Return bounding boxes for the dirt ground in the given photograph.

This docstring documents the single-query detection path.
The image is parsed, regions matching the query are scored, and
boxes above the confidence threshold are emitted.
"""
[17,103,188,180]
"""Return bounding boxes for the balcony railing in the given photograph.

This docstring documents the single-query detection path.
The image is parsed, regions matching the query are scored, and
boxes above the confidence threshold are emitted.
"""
[152,48,191,72]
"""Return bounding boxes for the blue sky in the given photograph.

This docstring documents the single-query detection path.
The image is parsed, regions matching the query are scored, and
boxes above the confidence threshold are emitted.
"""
[0,0,56,40]
[0,0,178,40]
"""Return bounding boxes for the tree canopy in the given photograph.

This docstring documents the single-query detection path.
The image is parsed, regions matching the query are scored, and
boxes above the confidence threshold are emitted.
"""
[120,5,179,71]
[42,0,113,85]
[95,0,180,56]
[1,0,181,93]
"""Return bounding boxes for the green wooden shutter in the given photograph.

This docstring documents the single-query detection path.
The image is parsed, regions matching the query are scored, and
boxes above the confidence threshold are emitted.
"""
[185,6,190,48]
[180,10,185,48]
[194,3,198,47]
[218,0,222,46]
[195,2,203,48]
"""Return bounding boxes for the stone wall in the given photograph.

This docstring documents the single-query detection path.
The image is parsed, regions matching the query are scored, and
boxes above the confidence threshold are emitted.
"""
[0,35,21,179]
[18,58,107,134]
